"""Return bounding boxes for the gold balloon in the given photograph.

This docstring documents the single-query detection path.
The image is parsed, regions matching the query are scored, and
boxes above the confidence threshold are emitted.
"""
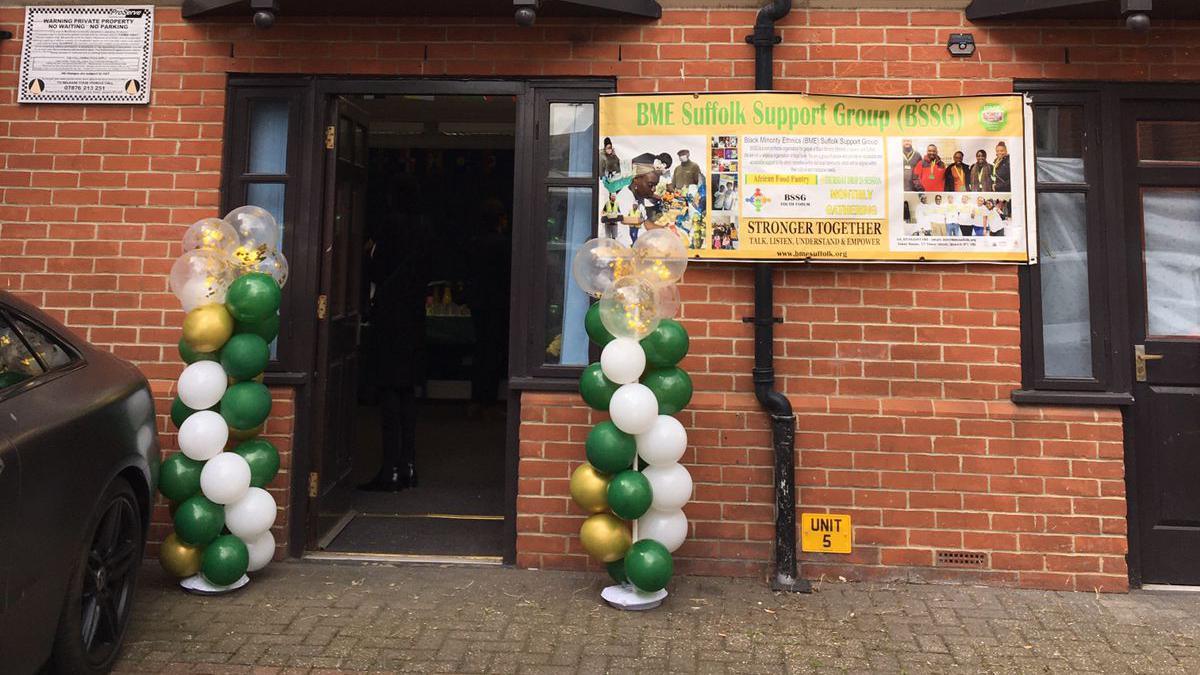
[570,463,610,514]
[229,423,264,441]
[579,513,631,563]
[228,372,265,386]
[182,303,234,353]
[159,533,202,578]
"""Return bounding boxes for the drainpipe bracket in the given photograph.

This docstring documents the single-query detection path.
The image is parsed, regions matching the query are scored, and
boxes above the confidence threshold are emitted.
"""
[770,573,813,593]
[741,316,783,324]
[744,34,783,46]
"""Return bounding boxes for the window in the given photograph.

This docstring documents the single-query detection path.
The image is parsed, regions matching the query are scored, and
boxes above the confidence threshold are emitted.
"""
[1015,91,1120,403]
[221,84,308,371]
[510,85,611,385]
[0,311,77,393]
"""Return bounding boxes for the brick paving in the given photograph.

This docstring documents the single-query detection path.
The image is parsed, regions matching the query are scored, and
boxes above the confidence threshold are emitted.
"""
[116,561,1200,673]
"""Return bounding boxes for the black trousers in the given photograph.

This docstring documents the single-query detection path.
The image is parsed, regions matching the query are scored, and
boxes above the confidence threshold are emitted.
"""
[380,385,417,471]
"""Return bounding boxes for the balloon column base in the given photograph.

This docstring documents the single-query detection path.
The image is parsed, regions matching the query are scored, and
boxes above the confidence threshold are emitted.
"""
[180,573,250,595]
[601,583,667,610]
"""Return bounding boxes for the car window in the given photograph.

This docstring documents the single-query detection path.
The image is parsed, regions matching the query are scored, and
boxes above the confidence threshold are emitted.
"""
[14,319,73,369]
[0,316,44,390]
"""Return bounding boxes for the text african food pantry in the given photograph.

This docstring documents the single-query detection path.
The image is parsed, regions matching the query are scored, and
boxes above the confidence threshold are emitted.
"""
[2,0,1197,593]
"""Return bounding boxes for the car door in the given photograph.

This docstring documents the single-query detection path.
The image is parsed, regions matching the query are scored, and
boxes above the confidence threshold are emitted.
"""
[0,312,46,667]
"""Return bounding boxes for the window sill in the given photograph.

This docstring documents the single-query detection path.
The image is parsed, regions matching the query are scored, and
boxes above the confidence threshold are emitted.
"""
[508,377,580,393]
[1010,389,1134,406]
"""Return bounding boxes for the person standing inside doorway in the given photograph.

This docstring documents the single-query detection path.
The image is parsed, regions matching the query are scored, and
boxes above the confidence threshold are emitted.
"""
[361,208,429,492]
[467,200,511,418]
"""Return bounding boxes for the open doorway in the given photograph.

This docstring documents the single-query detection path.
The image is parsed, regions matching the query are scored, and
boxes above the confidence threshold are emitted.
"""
[312,94,515,560]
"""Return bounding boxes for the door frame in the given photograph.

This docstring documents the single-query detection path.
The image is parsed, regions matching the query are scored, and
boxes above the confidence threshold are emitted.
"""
[1019,81,1200,587]
[283,77,610,562]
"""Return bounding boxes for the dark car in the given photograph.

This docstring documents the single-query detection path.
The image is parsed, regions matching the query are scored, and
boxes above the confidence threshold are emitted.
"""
[0,291,159,674]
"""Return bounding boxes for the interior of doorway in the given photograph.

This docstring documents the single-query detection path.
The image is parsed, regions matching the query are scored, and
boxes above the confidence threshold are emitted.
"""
[314,93,515,559]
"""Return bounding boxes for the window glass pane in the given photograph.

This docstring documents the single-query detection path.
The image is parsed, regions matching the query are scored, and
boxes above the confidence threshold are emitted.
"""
[14,319,72,369]
[1038,192,1093,378]
[247,99,289,175]
[545,187,592,365]
[0,318,44,389]
[1034,106,1085,183]
[1143,189,1200,338]
[548,103,594,179]
[246,183,286,252]
[1138,122,1200,164]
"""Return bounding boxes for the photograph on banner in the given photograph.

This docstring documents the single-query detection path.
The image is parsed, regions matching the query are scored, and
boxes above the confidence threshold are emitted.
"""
[598,135,708,250]
[597,92,1035,263]
[892,136,1023,253]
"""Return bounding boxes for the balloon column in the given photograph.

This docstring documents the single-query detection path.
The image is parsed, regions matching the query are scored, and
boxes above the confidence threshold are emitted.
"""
[571,229,694,605]
[158,206,287,591]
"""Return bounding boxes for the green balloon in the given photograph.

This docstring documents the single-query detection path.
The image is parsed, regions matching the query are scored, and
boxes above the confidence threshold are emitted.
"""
[221,381,272,431]
[159,453,203,502]
[0,371,28,388]
[641,367,693,415]
[220,333,270,380]
[170,396,198,428]
[607,470,653,520]
[174,495,225,547]
[585,303,615,347]
[579,363,619,411]
[226,273,281,324]
[606,558,628,584]
[201,534,249,586]
[625,539,674,593]
[233,439,280,488]
[235,313,279,343]
[640,319,689,368]
[585,421,636,473]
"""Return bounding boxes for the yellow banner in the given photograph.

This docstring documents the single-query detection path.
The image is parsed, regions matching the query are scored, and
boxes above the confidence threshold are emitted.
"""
[597,92,1035,263]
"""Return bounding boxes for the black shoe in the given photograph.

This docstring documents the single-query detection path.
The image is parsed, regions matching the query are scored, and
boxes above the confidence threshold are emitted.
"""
[359,466,404,492]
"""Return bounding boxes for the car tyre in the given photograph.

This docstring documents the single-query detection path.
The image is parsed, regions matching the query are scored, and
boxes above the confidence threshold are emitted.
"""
[50,477,144,674]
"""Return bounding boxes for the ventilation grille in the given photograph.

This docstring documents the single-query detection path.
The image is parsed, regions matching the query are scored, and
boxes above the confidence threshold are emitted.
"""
[936,550,988,568]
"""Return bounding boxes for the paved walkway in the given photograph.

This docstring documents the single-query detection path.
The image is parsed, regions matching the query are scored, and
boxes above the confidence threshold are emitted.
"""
[116,561,1200,673]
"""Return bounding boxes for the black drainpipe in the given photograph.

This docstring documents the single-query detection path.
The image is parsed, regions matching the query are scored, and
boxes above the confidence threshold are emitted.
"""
[745,0,810,593]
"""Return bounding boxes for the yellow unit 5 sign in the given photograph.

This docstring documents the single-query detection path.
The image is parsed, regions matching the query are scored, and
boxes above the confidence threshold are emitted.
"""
[801,512,852,554]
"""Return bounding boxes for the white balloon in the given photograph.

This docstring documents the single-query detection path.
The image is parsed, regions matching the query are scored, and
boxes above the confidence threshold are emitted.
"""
[225,487,277,538]
[600,337,646,385]
[636,415,688,466]
[177,410,229,461]
[637,508,688,552]
[244,530,276,572]
[643,462,692,511]
[200,452,252,505]
[608,383,658,435]
[177,360,228,410]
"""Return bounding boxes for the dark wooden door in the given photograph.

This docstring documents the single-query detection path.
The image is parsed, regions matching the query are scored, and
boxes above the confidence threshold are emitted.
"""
[1125,100,1200,584]
[310,96,370,541]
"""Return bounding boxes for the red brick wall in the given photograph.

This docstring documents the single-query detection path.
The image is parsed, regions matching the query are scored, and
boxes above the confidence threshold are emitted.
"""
[2,5,1189,589]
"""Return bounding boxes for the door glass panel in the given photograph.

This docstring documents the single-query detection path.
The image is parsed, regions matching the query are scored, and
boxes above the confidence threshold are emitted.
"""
[247,99,289,175]
[246,182,286,251]
[1034,106,1085,184]
[1138,122,1200,164]
[1037,192,1092,378]
[548,103,594,178]
[1143,189,1200,338]
[545,187,591,365]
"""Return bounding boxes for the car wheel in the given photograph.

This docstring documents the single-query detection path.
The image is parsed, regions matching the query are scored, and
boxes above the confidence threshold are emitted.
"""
[51,477,145,674]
